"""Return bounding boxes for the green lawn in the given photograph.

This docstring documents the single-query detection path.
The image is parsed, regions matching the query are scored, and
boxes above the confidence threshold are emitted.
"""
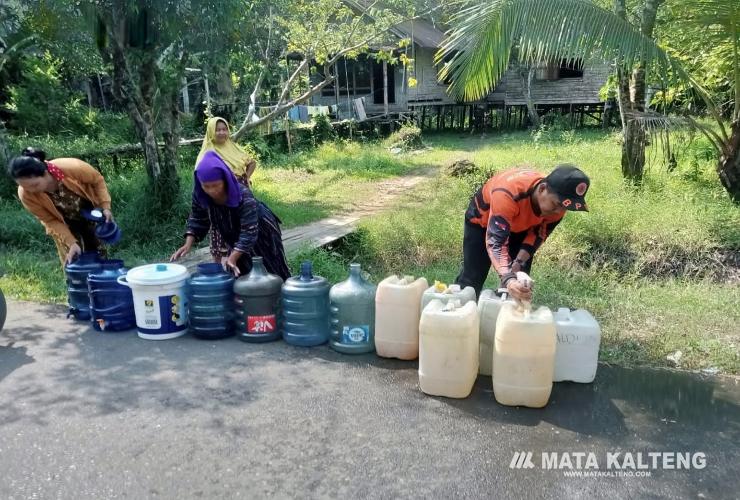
[253,141,416,227]
[295,129,740,374]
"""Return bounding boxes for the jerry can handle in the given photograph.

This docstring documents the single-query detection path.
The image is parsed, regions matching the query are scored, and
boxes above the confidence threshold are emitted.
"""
[556,307,572,321]
[117,276,130,288]
[496,287,509,300]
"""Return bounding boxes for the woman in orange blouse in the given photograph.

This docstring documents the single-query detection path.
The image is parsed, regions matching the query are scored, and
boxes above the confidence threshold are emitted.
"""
[7,147,114,266]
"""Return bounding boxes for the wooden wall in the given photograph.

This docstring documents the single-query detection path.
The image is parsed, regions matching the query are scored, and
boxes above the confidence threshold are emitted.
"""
[405,48,455,106]
[501,62,610,105]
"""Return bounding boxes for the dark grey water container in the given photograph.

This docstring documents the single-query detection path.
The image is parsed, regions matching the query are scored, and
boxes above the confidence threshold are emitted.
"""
[234,256,284,343]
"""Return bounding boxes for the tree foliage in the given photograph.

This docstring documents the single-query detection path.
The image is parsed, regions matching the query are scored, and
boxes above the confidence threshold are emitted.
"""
[440,0,740,201]
[438,0,681,102]
[229,0,411,139]
[655,0,738,118]
[6,53,99,136]
[75,0,247,198]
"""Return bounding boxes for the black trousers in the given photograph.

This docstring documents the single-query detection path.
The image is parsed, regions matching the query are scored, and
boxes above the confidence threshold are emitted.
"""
[455,221,532,297]
[66,218,103,253]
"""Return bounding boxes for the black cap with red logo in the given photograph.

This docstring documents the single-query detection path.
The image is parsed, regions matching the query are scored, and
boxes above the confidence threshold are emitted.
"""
[545,164,590,211]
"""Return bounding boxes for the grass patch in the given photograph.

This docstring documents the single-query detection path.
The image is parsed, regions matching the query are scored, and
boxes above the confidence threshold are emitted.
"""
[297,129,740,374]
[383,124,423,151]
[254,141,415,227]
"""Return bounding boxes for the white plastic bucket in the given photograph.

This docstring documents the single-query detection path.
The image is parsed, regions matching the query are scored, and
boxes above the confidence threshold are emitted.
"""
[118,263,190,340]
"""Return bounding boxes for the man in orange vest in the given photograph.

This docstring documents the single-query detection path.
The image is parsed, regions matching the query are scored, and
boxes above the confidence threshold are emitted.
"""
[455,164,590,301]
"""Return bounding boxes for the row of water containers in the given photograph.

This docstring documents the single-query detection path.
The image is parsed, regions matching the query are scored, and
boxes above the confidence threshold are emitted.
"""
[66,253,600,408]
[378,278,601,408]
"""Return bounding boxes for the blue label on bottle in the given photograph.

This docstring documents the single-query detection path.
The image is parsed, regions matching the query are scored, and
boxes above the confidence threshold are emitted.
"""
[342,325,369,344]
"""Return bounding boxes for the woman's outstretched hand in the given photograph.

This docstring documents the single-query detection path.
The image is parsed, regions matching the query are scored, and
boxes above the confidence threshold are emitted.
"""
[170,236,195,261]
[65,242,82,264]
[225,251,242,277]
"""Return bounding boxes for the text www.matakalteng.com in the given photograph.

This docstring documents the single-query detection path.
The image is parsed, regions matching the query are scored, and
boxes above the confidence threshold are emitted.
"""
[562,470,652,478]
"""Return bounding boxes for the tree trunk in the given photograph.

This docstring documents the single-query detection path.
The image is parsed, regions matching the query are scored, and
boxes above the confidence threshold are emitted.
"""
[718,120,740,202]
[158,53,188,204]
[622,63,649,182]
[97,74,108,111]
[621,121,647,181]
[105,39,164,183]
[159,85,182,205]
[0,121,9,167]
[520,66,541,128]
[613,0,663,184]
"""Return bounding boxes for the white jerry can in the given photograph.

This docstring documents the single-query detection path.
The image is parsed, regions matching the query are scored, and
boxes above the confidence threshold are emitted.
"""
[553,308,601,383]
[477,288,515,376]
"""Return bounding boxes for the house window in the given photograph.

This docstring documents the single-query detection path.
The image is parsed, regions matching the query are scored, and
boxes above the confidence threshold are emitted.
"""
[371,60,396,104]
[535,58,584,80]
[321,57,372,97]
[558,58,584,78]
[437,51,457,86]
[354,61,371,94]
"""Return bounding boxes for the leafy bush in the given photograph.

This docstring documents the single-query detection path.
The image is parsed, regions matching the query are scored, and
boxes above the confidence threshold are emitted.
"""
[6,53,99,137]
[383,124,423,150]
[311,114,336,144]
[96,112,138,143]
[241,132,272,160]
[236,142,260,170]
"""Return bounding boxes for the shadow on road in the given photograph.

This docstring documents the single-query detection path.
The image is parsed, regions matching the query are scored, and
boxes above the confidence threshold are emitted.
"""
[0,343,34,383]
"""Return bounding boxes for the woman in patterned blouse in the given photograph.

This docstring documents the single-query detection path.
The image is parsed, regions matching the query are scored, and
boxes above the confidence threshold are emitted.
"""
[170,151,290,279]
[196,117,257,265]
[8,147,113,266]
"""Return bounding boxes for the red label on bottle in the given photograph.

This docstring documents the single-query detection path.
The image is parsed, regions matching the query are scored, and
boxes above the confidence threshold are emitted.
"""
[247,314,276,333]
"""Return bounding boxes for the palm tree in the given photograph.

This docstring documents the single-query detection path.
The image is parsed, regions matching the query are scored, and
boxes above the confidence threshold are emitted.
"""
[438,0,740,202]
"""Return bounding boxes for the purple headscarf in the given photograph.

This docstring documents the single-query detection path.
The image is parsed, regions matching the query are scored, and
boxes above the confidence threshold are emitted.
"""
[194,150,242,208]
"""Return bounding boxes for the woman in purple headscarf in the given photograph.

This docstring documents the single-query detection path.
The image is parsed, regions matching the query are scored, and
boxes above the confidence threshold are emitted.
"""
[170,151,290,279]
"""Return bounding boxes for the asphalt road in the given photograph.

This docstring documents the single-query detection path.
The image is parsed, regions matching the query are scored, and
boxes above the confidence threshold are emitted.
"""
[1,301,738,499]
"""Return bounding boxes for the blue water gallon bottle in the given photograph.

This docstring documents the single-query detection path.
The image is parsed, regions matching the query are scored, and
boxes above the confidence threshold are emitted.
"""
[281,261,330,346]
[88,259,135,331]
[187,263,235,339]
[65,251,102,320]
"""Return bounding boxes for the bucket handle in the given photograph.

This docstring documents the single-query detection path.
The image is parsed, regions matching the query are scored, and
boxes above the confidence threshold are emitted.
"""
[117,276,130,288]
